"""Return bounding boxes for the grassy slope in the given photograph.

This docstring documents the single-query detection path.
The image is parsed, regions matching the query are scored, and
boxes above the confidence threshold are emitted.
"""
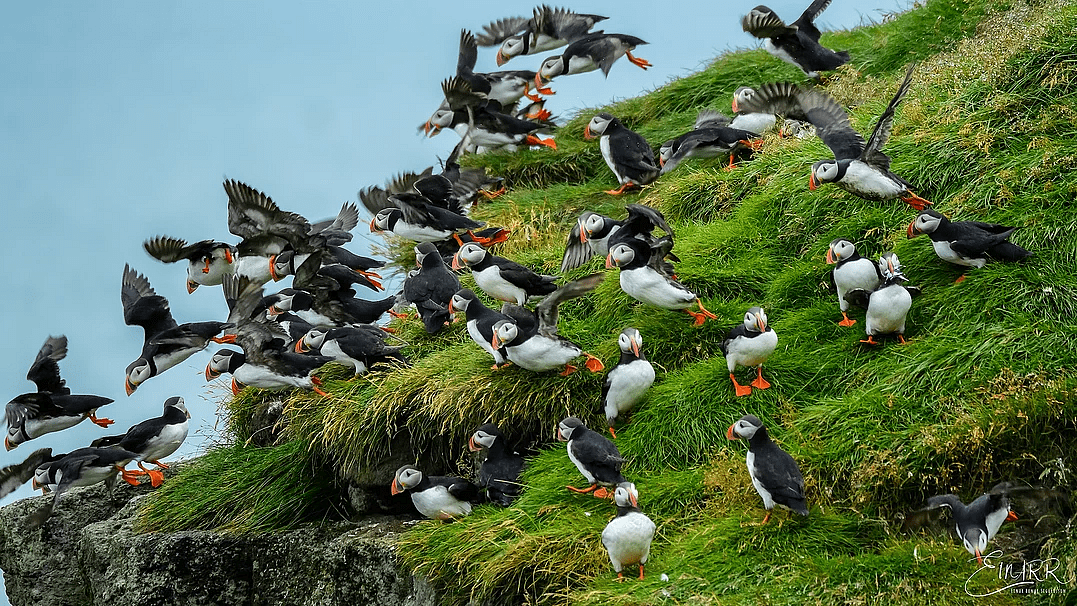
[138,0,1077,603]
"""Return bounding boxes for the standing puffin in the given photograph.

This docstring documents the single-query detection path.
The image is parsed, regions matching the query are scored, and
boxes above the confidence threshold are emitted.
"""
[469,423,526,506]
[727,414,808,523]
[907,209,1031,279]
[91,396,190,488]
[26,446,140,529]
[6,335,114,451]
[720,307,778,397]
[452,242,557,305]
[390,464,478,520]
[737,66,932,209]
[741,0,850,78]
[449,289,513,369]
[556,417,625,499]
[826,238,881,327]
[601,482,656,580]
[844,252,921,345]
[403,242,461,333]
[561,204,675,273]
[601,328,655,438]
[606,238,718,325]
[535,32,651,95]
[584,113,659,195]
[905,488,1018,566]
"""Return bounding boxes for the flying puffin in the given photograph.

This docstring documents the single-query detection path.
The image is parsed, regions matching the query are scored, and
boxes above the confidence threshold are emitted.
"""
[6,335,114,451]
[535,32,651,95]
[449,289,513,369]
[584,113,659,195]
[730,86,778,135]
[556,416,625,499]
[294,326,405,376]
[0,448,53,499]
[476,5,607,66]
[454,30,543,107]
[365,190,491,244]
[390,464,478,520]
[142,237,236,294]
[121,264,236,395]
[907,209,1031,280]
[601,328,655,438]
[601,482,656,580]
[741,0,851,78]
[720,307,778,397]
[904,487,1019,566]
[561,203,675,273]
[826,238,882,327]
[658,124,763,174]
[736,66,932,209]
[727,414,809,523]
[844,252,921,345]
[452,242,557,305]
[423,77,557,154]
[606,239,718,325]
[490,274,606,375]
[469,423,526,506]
[91,396,190,488]
[26,446,140,529]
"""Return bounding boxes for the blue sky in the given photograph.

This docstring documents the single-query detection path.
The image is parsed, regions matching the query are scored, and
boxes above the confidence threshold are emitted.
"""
[0,0,906,597]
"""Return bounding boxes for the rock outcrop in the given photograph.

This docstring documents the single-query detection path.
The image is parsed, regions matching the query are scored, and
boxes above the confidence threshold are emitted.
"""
[0,477,436,606]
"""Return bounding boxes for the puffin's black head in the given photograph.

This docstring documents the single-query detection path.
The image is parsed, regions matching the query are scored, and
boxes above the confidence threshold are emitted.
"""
[579,212,607,241]
[826,238,857,264]
[371,209,399,232]
[584,113,617,139]
[726,414,764,440]
[449,289,477,315]
[469,423,504,452]
[205,349,244,380]
[452,242,487,271]
[163,396,191,419]
[606,239,648,270]
[557,416,587,442]
[659,140,675,166]
[491,320,519,351]
[391,464,423,495]
[907,209,947,238]
[742,307,768,334]
[961,527,989,565]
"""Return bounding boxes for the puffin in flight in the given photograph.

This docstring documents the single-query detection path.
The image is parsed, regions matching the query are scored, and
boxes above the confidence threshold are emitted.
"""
[742,0,850,78]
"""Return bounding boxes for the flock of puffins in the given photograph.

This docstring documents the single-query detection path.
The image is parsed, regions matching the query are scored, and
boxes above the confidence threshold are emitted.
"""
[2,1,1046,581]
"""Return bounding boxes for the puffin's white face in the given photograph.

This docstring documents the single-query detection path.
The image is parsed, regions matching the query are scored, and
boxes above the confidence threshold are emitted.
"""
[618,328,642,356]
[125,360,152,395]
[728,417,761,440]
[471,429,497,450]
[606,243,635,269]
[613,482,639,508]
[498,36,525,65]
[455,242,487,267]
[372,210,394,232]
[878,252,904,281]
[299,329,327,353]
[268,293,294,318]
[733,86,755,113]
[911,212,943,235]
[5,422,21,450]
[492,321,518,349]
[744,307,768,333]
[538,56,564,81]
[450,293,470,313]
[394,466,423,492]
[165,396,191,419]
[582,213,606,238]
[811,161,840,186]
[586,114,613,138]
[827,239,856,264]
[659,141,674,165]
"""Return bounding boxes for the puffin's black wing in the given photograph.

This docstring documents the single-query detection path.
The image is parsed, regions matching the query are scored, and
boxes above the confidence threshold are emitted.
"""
[623,204,674,240]
[901,494,963,533]
[394,192,483,231]
[474,15,531,46]
[794,0,835,40]
[946,226,1019,258]
[755,447,807,513]
[26,335,69,395]
[862,65,916,169]
[843,288,872,310]
[541,6,608,42]
[561,215,594,272]
[224,179,314,252]
[570,433,624,481]
[442,76,488,112]
[122,264,179,338]
[308,202,360,246]
[457,30,480,77]
[535,273,602,337]
[358,186,397,217]
[742,6,797,39]
[446,478,481,503]
[0,448,52,499]
[143,237,225,264]
[694,109,732,129]
[719,323,754,356]
[796,88,867,162]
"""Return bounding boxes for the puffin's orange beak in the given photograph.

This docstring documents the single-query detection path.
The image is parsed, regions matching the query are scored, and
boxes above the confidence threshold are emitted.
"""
[631,336,640,357]
[125,378,136,396]
[4,437,14,451]
[825,248,836,264]
[605,253,614,269]
[268,255,281,282]
[491,332,501,350]
[732,98,739,113]
[187,279,199,294]
[556,428,565,441]
[907,221,919,239]
[726,424,738,440]
[225,248,234,263]
[976,549,983,567]
[584,124,593,140]
[448,300,457,314]
[205,363,219,381]
[370,218,378,232]
[451,254,463,271]
[468,435,481,452]
[809,172,818,191]
[757,318,767,333]
[659,157,665,167]
[629,493,638,508]
[390,478,403,495]
[295,339,308,353]
[231,378,243,396]
[1006,510,1018,522]
[496,50,506,66]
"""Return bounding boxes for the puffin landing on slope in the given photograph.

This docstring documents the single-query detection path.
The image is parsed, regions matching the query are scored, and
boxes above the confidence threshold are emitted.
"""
[720,307,778,397]
[601,482,656,580]
[606,239,717,325]
[727,414,808,524]
[452,242,557,305]
[449,289,513,369]
[907,209,1031,282]
[601,328,655,438]
[556,417,624,499]
[903,486,1020,566]
[584,113,659,195]
[742,0,850,78]
[826,238,881,327]
[476,5,607,66]
[561,203,674,273]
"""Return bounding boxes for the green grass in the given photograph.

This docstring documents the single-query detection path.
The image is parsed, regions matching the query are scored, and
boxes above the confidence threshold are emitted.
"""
[138,0,1077,603]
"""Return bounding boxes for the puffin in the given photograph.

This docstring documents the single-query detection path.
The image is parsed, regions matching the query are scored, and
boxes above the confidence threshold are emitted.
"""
[584,113,659,195]
[6,335,114,451]
[907,209,1031,279]
[469,423,526,506]
[490,274,606,375]
[391,464,478,520]
[449,289,513,369]
[905,488,1019,566]
[423,77,557,154]
[0,448,53,499]
[601,328,655,438]
[267,285,397,328]
[606,238,718,325]
[826,238,882,327]
[26,446,140,529]
[122,264,236,395]
[535,32,651,95]
[737,66,932,209]
[561,203,675,272]
[730,86,778,135]
[402,242,461,333]
[455,29,542,107]
[726,414,809,523]
[90,396,190,488]
[294,326,405,376]
[142,237,236,294]
[720,307,778,397]
[741,0,851,78]
[601,482,656,580]
[366,190,491,244]
[452,242,557,305]
[844,252,921,345]
[556,416,625,499]
[658,124,763,174]
[476,5,607,66]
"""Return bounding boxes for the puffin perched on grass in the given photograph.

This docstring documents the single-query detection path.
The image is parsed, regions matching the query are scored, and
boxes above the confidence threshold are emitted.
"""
[449,289,513,369]
[601,328,655,438]
[907,209,1031,281]
[601,482,656,580]
[826,238,881,327]
[844,252,921,345]
[741,0,850,78]
[453,242,558,305]
[727,414,808,524]
[584,113,659,195]
[391,464,478,520]
[469,423,526,506]
[720,307,778,397]
[556,417,625,499]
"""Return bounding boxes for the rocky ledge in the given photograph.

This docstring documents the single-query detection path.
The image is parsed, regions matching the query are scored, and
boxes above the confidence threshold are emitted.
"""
[0,475,436,606]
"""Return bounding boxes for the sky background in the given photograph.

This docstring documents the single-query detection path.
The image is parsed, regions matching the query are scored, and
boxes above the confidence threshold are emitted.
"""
[1,0,907,600]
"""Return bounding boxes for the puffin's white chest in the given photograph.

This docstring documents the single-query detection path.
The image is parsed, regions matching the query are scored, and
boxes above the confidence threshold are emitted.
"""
[984,505,1010,541]
[763,39,800,71]
[321,339,367,374]
[187,258,234,287]
[730,112,776,135]
[724,329,778,370]
[234,255,273,285]
[233,364,309,390]
[140,421,189,462]
[392,221,452,243]
[153,346,201,375]
[467,320,503,363]
[604,359,655,419]
[410,486,472,520]
[566,54,599,76]
[931,239,985,268]
[746,450,775,509]
[839,161,906,199]
[865,284,912,335]
[599,135,623,183]
[833,259,882,310]
[506,335,580,371]
[24,415,84,441]
[619,267,696,310]
[487,77,527,105]
[473,266,526,304]
[567,440,595,483]
[601,511,656,571]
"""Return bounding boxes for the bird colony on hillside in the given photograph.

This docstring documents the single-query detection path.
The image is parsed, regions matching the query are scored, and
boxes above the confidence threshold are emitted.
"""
[1,1,1052,581]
